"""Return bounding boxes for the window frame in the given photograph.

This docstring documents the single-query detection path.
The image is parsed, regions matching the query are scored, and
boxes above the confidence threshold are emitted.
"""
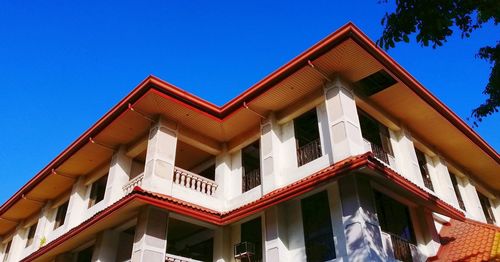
[2,240,11,262]
[301,190,336,262]
[25,222,37,248]
[88,174,108,208]
[53,201,69,230]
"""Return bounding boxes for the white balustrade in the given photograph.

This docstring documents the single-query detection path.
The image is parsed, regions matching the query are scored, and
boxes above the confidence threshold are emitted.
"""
[173,167,218,196]
[122,173,144,194]
[165,253,204,262]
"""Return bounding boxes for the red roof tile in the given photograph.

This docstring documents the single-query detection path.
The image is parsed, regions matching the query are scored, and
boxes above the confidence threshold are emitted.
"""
[431,219,500,262]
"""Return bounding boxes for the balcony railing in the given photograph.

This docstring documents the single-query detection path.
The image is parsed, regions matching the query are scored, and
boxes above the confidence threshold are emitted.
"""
[364,138,390,165]
[122,173,144,194]
[420,166,434,191]
[242,168,261,193]
[173,167,218,196]
[386,232,414,262]
[165,253,203,262]
[234,241,256,260]
[296,138,322,166]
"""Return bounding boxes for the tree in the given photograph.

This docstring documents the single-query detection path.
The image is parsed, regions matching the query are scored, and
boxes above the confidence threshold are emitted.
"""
[377,0,499,125]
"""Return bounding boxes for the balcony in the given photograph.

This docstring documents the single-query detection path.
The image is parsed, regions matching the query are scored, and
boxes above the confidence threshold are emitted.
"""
[234,242,256,260]
[363,138,397,170]
[242,168,260,193]
[165,253,204,262]
[173,167,218,196]
[296,138,322,167]
[122,172,145,194]
[122,168,218,196]
[381,231,420,262]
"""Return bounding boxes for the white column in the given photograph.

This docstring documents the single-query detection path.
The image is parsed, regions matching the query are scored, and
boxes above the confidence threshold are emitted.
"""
[66,176,87,228]
[324,76,364,163]
[264,205,289,261]
[490,198,500,226]
[279,121,298,170]
[260,113,281,194]
[6,225,27,262]
[213,226,231,262]
[461,177,486,221]
[215,145,232,201]
[286,199,306,262]
[339,175,385,261]
[92,230,120,261]
[142,117,178,195]
[327,183,348,259]
[410,207,440,259]
[131,206,169,262]
[393,128,424,185]
[229,151,243,199]
[32,201,52,251]
[431,156,459,206]
[105,146,132,204]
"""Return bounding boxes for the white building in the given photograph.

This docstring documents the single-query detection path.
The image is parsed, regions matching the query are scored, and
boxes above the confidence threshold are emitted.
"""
[0,23,499,262]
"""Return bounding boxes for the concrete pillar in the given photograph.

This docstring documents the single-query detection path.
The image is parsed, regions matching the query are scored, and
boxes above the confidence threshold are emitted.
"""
[260,113,281,194]
[230,224,241,262]
[393,128,424,185]
[213,226,231,262]
[92,230,120,261]
[229,151,243,199]
[490,198,500,226]
[280,121,298,170]
[264,205,289,261]
[339,175,385,261]
[215,145,232,201]
[6,225,27,262]
[142,117,178,195]
[327,183,348,259]
[131,206,169,262]
[324,77,364,163]
[431,156,459,206]
[286,200,306,262]
[66,176,87,228]
[105,146,132,203]
[461,177,486,221]
[32,201,52,251]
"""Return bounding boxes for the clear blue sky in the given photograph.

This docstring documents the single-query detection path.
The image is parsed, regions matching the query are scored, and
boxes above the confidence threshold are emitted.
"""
[0,1,498,203]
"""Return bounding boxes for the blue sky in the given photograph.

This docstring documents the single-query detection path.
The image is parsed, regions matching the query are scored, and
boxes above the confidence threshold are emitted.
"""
[0,1,498,203]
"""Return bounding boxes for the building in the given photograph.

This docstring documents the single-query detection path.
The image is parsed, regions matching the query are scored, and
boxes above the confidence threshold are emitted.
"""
[0,22,499,262]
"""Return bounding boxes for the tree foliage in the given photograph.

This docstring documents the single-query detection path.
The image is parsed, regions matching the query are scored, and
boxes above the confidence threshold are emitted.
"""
[377,0,500,124]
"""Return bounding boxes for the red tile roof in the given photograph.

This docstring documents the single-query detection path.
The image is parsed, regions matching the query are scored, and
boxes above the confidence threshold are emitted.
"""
[431,219,500,262]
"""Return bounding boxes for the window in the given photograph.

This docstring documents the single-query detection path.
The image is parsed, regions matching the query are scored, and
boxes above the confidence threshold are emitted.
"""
[199,164,215,181]
[478,192,496,224]
[415,149,433,191]
[54,201,69,229]
[294,109,322,166]
[26,223,37,247]
[358,110,393,164]
[450,173,466,211]
[240,217,262,262]
[242,141,260,192]
[301,191,335,262]
[76,245,94,262]
[2,241,11,262]
[88,175,108,208]
[375,191,415,262]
